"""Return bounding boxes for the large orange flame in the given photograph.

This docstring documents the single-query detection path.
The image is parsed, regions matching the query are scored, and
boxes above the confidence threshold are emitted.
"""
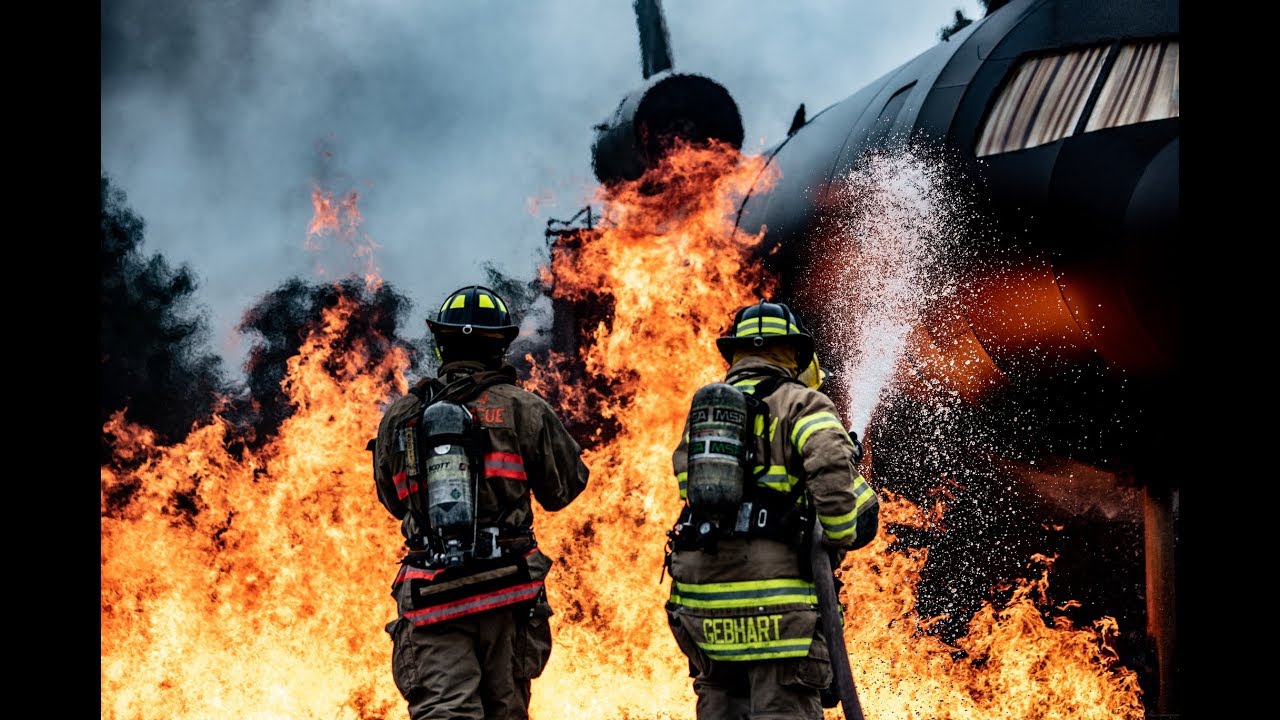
[527,140,1143,719]
[102,143,1144,720]
[526,141,778,719]
[102,294,410,719]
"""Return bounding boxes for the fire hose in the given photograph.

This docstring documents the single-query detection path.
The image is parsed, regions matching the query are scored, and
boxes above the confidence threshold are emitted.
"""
[810,515,866,720]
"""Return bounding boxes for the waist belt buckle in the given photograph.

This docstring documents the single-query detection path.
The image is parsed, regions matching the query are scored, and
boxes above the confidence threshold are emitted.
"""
[733,501,755,534]
[474,527,502,560]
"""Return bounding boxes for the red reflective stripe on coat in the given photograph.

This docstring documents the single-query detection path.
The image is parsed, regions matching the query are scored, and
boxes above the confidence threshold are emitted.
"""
[393,565,443,586]
[405,580,544,626]
[392,470,419,500]
[484,452,527,481]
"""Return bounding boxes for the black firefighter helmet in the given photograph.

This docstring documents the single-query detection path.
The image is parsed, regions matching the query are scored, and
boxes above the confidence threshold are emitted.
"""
[716,300,815,369]
[427,285,520,362]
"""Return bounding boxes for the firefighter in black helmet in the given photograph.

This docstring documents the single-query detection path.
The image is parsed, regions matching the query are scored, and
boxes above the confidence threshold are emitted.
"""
[664,299,880,719]
[426,284,521,364]
[372,285,590,720]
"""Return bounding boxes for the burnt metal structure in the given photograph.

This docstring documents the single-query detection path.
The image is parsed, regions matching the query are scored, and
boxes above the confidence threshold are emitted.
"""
[578,0,1181,716]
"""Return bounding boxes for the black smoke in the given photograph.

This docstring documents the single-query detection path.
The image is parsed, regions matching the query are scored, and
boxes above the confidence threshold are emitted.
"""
[100,173,231,460]
[235,277,426,446]
[101,0,280,94]
[479,260,549,376]
[101,171,427,477]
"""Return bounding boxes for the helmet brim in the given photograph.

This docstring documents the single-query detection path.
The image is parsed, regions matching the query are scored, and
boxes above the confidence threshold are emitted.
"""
[716,334,814,364]
[427,319,519,342]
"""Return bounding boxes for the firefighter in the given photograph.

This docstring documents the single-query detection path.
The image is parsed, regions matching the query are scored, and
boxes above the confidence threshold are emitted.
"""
[664,299,880,719]
[372,284,590,720]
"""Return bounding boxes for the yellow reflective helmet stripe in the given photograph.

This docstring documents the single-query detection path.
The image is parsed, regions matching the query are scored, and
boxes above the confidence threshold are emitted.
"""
[477,293,496,309]
[449,294,467,309]
[790,412,846,453]
[495,295,507,313]
[735,316,796,336]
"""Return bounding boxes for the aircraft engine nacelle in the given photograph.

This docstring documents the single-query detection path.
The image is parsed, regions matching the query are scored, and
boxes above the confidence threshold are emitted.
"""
[590,70,744,185]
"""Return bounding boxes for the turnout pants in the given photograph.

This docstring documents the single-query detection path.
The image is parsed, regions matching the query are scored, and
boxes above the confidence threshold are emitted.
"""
[691,656,831,720]
[387,598,553,720]
[671,612,832,720]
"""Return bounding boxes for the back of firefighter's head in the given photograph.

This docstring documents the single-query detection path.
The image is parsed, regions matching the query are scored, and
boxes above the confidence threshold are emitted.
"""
[716,299,816,374]
[426,285,519,368]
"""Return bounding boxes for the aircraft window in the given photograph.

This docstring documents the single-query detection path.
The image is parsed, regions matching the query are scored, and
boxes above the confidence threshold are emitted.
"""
[1084,40,1179,132]
[976,46,1107,157]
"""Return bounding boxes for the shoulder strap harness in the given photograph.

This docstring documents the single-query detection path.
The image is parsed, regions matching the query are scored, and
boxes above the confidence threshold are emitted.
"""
[667,371,813,558]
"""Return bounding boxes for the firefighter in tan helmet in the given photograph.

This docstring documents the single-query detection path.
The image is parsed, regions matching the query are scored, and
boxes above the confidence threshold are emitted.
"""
[371,285,589,720]
[664,299,880,719]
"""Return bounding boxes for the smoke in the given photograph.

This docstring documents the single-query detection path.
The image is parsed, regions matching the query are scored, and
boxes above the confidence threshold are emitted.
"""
[478,260,552,375]
[235,276,424,445]
[101,0,281,95]
[99,0,633,376]
[100,173,231,458]
[101,169,427,473]
[101,1,987,376]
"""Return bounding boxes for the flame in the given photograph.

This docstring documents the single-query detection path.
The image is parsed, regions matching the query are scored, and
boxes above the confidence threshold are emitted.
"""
[102,294,410,719]
[526,140,777,719]
[103,187,408,719]
[529,140,1144,719]
[307,186,381,291]
[102,143,1144,720]
[836,497,1144,720]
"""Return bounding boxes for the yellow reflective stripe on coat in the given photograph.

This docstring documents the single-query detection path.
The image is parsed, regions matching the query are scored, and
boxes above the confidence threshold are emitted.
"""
[699,637,814,662]
[729,378,776,439]
[731,378,791,491]
[751,414,777,439]
[670,578,818,609]
[790,411,846,453]
[820,476,876,541]
[754,465,798,493]
[677,470,688,500]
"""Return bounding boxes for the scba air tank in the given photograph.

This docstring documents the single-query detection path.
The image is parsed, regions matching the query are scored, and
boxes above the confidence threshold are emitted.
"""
[686,382,747,515]
[422,401,477,537]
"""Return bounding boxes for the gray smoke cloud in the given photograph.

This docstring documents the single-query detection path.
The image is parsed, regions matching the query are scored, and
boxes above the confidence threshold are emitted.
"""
[101,0,985,376]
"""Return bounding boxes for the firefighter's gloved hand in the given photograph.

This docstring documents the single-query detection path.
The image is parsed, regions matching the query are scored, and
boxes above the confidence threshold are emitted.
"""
[825,545,848,571]
[401,513,423,540]
[820,680,840,709]
[848,429,864,466]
